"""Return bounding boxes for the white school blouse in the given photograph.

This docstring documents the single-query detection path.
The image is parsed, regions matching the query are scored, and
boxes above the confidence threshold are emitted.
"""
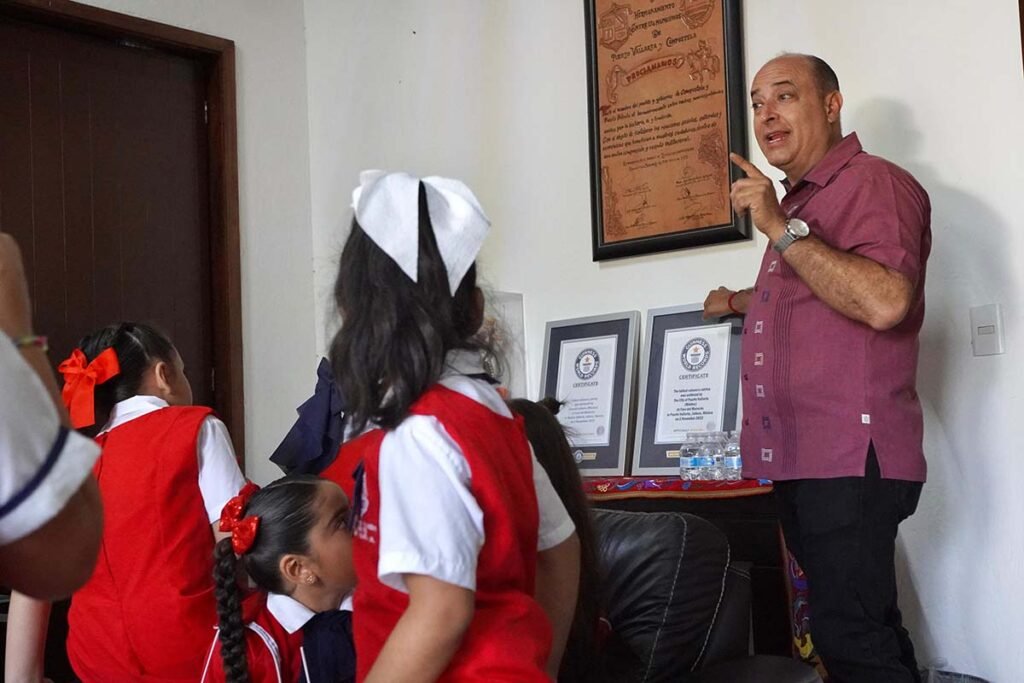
[374,349,576,593]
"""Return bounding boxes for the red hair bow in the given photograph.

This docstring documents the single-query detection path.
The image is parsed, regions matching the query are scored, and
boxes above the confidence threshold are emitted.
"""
[58,348,121,429]
[219,482,261,555]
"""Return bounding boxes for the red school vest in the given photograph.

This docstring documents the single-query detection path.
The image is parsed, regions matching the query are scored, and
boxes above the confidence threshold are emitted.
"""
[200,592,304,683]
[322,385,552,682]
[68,406,221,682]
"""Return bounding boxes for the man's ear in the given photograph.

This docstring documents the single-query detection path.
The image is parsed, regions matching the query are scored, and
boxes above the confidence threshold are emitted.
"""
[825,91,844,124]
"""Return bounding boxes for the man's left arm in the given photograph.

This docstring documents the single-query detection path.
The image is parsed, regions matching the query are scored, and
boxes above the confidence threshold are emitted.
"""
[774,236,912,331]
[730,153,917,331]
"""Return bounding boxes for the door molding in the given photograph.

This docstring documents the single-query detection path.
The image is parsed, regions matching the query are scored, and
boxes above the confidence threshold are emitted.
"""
[0,0,245,460]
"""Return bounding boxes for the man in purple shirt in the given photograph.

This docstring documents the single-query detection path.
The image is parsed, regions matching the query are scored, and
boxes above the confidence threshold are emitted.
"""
[704,54,930,683]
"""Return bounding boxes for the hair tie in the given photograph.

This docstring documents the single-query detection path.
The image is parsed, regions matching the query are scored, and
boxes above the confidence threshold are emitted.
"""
[219,482,261,555]
[351,170,491,295]
[58,348,121,429]
[539,397,563,416]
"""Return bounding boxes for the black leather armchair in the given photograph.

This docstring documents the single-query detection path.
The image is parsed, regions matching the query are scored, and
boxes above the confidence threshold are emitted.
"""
[592,509,821,682]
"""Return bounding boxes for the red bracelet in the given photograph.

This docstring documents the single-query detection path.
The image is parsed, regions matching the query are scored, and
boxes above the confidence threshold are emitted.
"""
[727,291,741,315]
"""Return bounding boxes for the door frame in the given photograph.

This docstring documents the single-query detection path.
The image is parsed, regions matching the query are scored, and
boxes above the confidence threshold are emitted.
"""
[0,0,245,459]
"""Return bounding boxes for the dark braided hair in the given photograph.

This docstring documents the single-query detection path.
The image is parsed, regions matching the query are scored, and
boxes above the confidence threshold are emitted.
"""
[329,183,486,434]
[73,322,176,436]
[213,539,250,683]
[212,476,322,683]
[508,398,604,683]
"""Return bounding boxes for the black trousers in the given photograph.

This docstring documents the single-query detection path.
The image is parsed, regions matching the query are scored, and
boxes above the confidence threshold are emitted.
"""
[773,444,923,683]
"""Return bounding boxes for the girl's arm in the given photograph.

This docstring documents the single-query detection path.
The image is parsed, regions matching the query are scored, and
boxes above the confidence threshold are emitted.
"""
[4,593,52,683]
[536,533,581,678]
[364,574,474,683]
[195,416,246,540]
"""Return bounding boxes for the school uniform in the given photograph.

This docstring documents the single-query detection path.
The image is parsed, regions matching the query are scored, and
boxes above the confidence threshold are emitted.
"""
[0,338,100,545]
[201,592,356,683]
[321,350,576,682]
[67,396,245,682]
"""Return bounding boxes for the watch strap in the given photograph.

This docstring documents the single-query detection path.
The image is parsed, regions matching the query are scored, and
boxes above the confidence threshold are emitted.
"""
[772,219,805,254]
[773,230,796,253]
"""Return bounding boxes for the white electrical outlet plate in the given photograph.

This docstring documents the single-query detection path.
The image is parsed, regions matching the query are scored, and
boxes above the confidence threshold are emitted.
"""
[970,304,1004,356]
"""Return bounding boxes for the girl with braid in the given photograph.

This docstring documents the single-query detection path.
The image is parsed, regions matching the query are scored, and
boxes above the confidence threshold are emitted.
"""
[203,475,356,683]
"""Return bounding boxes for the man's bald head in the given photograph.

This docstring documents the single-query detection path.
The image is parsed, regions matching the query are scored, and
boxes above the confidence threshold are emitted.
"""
[776,53,840,96]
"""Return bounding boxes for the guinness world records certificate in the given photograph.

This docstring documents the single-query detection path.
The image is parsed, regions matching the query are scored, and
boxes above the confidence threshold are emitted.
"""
[540,311,640,476]
[555,335,618,447]
[654,323,731,442]
[633,304,741,475]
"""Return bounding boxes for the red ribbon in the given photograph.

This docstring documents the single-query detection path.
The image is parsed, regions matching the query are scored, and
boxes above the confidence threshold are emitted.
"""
[219,482,261,555]
[58,348,121,429]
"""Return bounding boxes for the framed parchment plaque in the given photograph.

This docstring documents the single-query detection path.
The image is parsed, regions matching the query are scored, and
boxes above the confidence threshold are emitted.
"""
[584,0,750,260]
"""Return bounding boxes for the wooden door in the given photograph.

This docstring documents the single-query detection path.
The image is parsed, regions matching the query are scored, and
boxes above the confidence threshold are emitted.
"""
[0,17,214,405]
[0,3,242,678]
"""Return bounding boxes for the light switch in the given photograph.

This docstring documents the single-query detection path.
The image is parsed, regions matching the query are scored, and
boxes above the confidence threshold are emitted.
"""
[970,304,1005,356]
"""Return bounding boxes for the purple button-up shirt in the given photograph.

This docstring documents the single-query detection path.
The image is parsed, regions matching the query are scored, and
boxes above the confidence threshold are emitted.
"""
[740,133,931,482]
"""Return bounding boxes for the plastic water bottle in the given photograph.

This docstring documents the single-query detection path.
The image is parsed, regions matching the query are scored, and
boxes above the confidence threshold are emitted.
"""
[696,438,715,480]
[710,431,728,481]
[724,430,742,480]
[678,434,700,480]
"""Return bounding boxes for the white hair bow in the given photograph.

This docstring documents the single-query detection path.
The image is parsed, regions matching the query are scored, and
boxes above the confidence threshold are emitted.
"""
[351,170,491,295]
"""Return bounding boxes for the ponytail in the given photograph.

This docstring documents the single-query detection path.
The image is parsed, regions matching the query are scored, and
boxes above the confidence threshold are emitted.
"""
[509,398,604,682]
[213,538,250,683]
[61,322,175,435]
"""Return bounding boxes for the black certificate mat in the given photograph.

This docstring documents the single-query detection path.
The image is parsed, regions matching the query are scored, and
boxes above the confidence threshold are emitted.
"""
[633,304,741,475]
[540,311,640,476]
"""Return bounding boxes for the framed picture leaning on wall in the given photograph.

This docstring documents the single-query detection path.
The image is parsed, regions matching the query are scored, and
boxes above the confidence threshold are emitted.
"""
[540,311,641,476]
[584,0,750,260]
[632,303,742,476]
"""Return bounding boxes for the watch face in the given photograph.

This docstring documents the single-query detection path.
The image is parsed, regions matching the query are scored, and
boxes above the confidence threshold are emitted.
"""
[788,218,810,237]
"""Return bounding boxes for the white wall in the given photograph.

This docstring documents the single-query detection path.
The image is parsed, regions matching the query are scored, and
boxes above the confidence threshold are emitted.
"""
[304,1,1024,680]
[303,0,503,351]
[79,0,318,485]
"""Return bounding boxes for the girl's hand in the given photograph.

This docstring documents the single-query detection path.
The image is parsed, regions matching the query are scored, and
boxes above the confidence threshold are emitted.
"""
[0,233,33,338]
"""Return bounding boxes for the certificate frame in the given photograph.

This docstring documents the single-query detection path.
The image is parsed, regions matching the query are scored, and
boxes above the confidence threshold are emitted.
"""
[540,311,641,476]
[632,303,741,475]
[584,0,750,261]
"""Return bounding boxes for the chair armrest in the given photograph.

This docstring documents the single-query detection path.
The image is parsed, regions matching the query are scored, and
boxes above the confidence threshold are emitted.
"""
[699,561,752,668]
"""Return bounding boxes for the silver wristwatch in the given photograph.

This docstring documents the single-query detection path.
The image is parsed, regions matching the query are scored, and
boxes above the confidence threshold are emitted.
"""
[772,217,810,254]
